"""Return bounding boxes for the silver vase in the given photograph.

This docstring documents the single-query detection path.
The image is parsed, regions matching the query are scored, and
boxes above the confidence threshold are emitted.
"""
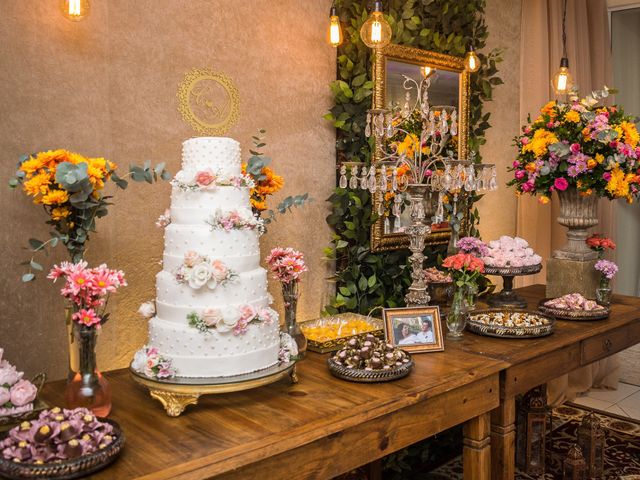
[553,187,598,261]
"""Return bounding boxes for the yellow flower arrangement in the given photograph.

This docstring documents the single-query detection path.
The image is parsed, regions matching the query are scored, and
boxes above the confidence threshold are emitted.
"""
[521,129,559,158]
[564,110,581,123]
[620,121,639,148]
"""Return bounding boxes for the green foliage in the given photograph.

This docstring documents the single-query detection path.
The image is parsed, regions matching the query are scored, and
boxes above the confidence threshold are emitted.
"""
[324,0,503,313]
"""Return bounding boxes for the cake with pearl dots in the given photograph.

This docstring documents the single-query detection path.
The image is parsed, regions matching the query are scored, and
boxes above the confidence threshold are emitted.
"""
[133,137,281,379]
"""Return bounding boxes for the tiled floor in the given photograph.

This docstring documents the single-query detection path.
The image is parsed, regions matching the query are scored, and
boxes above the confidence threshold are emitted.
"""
[573,381,640,420]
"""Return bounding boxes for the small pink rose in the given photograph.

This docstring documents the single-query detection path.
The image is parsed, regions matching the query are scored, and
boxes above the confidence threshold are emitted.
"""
[239,305,257,322]
[195,170,216,187]
[521,181,535,193]
[553,177,569,191]
[210,260,229,282]
[512,161,521,168]
[570,143,581,154]
[603,172,612,181]
[9,379,37,407]
[520,137,529,145]
[515,170,526,180]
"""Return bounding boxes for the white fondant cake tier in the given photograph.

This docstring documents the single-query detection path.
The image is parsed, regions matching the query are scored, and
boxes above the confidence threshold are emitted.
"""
[181,137,241,177]
[170,185,250,210]
[155,296,271,325]
[155,268,267,308]
[164,225,259,259]
[148,318,280,377]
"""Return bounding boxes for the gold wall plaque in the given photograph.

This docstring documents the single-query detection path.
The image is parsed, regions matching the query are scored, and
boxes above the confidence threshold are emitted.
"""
[177,68,240,135]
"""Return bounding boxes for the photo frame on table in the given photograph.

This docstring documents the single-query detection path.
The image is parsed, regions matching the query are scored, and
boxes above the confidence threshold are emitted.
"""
[383,306,444,353]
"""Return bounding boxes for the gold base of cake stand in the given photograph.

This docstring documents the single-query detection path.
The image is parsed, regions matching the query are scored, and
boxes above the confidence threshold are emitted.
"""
[130,361,298,417]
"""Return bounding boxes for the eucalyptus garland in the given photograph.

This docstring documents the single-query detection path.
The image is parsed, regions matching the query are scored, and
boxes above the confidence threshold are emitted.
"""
[324,0,503,315]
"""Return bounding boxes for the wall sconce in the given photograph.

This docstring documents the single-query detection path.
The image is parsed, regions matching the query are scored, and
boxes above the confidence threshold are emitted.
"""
[60,0,90,22]
[360,1,392,49]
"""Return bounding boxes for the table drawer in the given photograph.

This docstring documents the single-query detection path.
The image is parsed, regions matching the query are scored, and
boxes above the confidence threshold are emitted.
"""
[581,326,630,364]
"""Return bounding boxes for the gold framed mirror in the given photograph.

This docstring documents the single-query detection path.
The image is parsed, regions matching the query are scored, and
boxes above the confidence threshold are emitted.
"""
[370,44,470,253]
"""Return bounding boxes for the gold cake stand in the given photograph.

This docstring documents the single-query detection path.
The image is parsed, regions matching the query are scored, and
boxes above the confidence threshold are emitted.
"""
[130,361,298,417]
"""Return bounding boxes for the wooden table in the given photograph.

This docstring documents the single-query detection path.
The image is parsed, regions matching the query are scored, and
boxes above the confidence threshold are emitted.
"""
[445,284,640,480]
[41,349,505,479]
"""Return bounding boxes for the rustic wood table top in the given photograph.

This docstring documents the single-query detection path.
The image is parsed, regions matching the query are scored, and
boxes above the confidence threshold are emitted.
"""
[40,345,506,479]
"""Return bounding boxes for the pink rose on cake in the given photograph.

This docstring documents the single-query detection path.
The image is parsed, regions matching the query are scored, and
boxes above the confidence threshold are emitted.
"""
[215,313,241,333]
[239,305,257,322]
[202,308,223,328]
[195,169,217,187]
[183,251,200,268]
[259,308,276,325]
[138,301,156,319]
[9,379,37,407]
[210,260,230,283]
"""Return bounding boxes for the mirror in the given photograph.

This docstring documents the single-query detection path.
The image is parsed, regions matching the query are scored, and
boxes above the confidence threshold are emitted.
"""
[370,44,470,252]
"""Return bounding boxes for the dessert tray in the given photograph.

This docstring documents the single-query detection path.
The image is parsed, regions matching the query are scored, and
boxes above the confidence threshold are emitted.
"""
[467,308,555,339]
[301,313,384,353]
[538,297,610,321]
[484,263,542,309]
[130,360,298,417]
[327,334,413,383]
[0,417,124,480]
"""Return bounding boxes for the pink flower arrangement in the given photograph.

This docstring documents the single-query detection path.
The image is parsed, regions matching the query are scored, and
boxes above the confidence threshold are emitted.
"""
[0,348,38,418]
[456,236,489,257]
[172,172,255,191]
[586,234,616,257]
[48,261,126,329]
[594,259,618,280]
[266,247,308,284]
[131,346,175,379]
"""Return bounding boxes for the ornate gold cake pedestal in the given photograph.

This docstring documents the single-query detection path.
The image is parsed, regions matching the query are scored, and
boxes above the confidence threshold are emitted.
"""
[130,361,298,417]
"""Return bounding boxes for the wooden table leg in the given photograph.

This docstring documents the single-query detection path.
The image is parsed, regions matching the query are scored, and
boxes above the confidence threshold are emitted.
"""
[490,396,516,480]
[463,412,491,480]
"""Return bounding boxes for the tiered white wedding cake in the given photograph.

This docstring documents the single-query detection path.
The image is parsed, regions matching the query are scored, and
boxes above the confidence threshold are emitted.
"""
[134,137,281,378]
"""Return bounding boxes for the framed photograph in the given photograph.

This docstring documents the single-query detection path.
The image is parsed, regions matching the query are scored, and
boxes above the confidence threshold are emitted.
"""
[382,306,444,353]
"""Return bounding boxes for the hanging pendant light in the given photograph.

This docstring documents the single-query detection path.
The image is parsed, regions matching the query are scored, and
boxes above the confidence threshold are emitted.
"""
[328,3,343,47]
[464,45,481,73]
[360,1,392,49]
[60,0,90,21]
[552,0,573,95]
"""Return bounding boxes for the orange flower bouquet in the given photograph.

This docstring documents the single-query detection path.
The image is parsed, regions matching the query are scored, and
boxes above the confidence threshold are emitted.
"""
[242,130,311,228]
[9,149,170,281]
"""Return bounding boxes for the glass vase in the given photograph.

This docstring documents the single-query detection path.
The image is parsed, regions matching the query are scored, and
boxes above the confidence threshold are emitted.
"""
[465,283,478,310]
[595,277,612,306]
[282,282,307,360]
[446,289,468,339]
[65,322,112,417]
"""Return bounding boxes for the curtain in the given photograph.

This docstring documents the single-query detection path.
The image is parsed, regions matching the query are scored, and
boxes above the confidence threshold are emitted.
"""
[518,0,619,405]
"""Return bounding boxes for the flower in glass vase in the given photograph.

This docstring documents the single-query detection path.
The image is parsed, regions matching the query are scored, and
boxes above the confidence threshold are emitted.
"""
[594,259,618,306]
[441,253,485,338]
[267,247,308,359]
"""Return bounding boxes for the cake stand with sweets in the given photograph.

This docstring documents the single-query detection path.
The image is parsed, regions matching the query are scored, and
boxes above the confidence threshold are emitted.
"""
[485,263,542,309]
[130,360,298,417]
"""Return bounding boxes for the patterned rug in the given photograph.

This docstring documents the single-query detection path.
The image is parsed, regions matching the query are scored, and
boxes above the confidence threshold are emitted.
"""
[427,403,640,479]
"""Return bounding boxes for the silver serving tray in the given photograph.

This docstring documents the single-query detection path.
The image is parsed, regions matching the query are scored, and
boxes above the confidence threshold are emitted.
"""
[483,263,542,276]
[538,299,610,321]
[327,355,414,383]
[467,308,555,339]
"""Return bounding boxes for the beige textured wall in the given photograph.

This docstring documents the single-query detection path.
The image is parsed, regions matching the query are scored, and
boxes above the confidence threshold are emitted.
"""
[477,0,522,250]
[0,0,336,380]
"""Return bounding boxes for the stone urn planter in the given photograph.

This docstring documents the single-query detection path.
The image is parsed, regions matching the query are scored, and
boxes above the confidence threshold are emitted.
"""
[553,187,599,261]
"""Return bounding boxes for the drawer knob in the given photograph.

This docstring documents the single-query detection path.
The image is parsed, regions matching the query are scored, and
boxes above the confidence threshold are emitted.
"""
[603,339,613,351]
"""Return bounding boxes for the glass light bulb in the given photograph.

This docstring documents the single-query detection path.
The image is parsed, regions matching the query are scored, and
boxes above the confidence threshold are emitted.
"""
[360,5,392,49]
[60,0,90,21]
[328,7,343,48]
[464,49,480,73]
[553,65,573,95]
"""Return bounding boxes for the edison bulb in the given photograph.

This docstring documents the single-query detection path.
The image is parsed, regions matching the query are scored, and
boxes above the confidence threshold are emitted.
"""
[552,58,573,95]
[464,47,481,73]
[60,0,90,21]
[328,6,343,47]
[360,1,392,49]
